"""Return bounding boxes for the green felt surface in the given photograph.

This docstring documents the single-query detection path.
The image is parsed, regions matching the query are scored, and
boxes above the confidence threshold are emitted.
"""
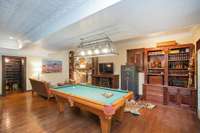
[53,85,128,105]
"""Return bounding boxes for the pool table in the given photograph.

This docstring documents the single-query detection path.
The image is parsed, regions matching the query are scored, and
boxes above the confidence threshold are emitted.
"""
[50,84,133,133]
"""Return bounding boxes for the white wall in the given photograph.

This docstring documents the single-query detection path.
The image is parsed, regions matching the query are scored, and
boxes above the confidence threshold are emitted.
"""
[192,25,200,43]
[98,31,194,94]
[0,50,68,95]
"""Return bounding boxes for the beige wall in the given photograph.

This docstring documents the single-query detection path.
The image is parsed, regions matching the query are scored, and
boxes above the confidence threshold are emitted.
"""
[0,50,68,95]
[98,31,194,94]
[26,51,69,90]
[192,25,200,43]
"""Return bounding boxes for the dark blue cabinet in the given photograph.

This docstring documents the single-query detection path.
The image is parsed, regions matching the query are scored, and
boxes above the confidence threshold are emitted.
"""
[121,65,139,99]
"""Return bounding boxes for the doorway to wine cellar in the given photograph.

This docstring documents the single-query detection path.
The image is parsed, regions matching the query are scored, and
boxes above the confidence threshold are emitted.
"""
[2,56,26,96]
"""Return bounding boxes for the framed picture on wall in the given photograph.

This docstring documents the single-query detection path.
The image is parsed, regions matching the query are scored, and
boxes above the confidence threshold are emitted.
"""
[42,60,62,73]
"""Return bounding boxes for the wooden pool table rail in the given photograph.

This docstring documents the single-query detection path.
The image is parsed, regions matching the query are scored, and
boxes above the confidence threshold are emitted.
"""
[50,89,133,133]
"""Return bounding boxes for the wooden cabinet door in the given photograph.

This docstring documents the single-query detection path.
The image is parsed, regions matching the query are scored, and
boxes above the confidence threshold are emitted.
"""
[92,57,98,75]
[127,48,144,72]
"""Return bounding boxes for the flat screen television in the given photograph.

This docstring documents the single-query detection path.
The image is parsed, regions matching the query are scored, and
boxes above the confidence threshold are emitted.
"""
[99,63,113,74]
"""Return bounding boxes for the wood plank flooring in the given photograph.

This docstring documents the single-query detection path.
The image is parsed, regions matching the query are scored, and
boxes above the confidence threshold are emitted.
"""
[0,92,200,133]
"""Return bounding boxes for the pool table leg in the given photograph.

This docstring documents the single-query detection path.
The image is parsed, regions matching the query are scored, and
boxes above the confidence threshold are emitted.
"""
[100,116,112,133]
[58,102,65,113]
[55,96,65,113]
[114,105,125,122]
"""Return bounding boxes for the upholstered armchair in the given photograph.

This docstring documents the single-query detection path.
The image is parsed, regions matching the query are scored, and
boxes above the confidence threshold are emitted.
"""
[29,78,53,99]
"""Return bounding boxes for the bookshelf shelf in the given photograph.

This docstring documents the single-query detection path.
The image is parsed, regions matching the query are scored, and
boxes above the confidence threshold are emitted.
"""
[148,68,164,70]
[147,73,164,76]
[168,59,189,61]
[148,54,165,56]
[168,74,189,77]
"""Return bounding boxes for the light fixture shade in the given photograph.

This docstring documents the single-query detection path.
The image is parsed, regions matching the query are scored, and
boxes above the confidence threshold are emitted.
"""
[75,34,118,58]
[94,49,100,54]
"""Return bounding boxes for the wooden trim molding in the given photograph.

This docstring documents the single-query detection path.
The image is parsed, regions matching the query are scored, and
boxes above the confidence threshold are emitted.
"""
[2,55,27,96]
[196,39,200,51]
[198,109,200,120]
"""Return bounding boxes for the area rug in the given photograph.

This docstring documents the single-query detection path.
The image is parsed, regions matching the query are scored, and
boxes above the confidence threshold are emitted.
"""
[124,100,156,116]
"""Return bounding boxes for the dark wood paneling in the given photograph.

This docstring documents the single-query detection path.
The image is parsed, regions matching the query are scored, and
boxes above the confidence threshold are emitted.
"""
[21,57,26,92]
[127,48,144,72]
[144,84,197,109]
[2,56,5,96]
[148,75,164,85]
[196,39,200,51]
[143,84,167,105]
[92,57,98,75]
[69,51,75,82]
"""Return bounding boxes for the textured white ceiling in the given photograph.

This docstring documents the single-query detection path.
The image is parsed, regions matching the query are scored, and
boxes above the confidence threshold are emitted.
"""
[40,0,200,50]
[0,0,121,49]
[0,0,200,51]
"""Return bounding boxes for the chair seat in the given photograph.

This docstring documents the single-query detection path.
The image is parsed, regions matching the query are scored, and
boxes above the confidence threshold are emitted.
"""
[29,78,52,99]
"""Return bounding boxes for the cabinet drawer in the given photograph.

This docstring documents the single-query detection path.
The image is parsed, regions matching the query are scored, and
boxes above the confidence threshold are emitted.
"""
[146,93,163,103]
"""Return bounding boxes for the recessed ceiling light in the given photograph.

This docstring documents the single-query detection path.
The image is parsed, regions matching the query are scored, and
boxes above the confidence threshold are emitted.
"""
[18,44,23,49]
[5,58,10,63]
[102,48,109,53]
[80,51,85,56]
[87,50,92,55]
[94,49,100,54]
[9,36,14,40]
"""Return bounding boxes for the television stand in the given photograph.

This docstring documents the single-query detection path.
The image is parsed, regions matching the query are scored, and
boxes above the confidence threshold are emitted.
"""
[92,74,119,89]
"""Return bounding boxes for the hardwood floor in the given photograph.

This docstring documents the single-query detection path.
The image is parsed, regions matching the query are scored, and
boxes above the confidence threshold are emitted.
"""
[0,92,200,133]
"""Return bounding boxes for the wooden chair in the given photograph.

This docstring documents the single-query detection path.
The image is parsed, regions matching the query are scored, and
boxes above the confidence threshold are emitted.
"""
[29,78,53,100]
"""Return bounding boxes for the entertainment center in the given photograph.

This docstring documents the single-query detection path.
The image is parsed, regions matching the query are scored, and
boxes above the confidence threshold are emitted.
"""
[91,62,119,89]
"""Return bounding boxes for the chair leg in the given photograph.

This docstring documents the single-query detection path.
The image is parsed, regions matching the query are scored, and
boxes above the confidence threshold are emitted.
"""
[47,96,50,100]
[32,90,34,96]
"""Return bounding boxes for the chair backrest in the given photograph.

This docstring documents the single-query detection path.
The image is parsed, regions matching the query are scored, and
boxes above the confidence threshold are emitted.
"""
[29,78,49,97]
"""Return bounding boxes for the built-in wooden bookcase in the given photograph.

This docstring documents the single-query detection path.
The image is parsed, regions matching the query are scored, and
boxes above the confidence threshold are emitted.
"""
[69,51,75,82]
[168,45,194,87]
[144,44,196,108]
[145,48,166,85]
[145,44,194,87]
